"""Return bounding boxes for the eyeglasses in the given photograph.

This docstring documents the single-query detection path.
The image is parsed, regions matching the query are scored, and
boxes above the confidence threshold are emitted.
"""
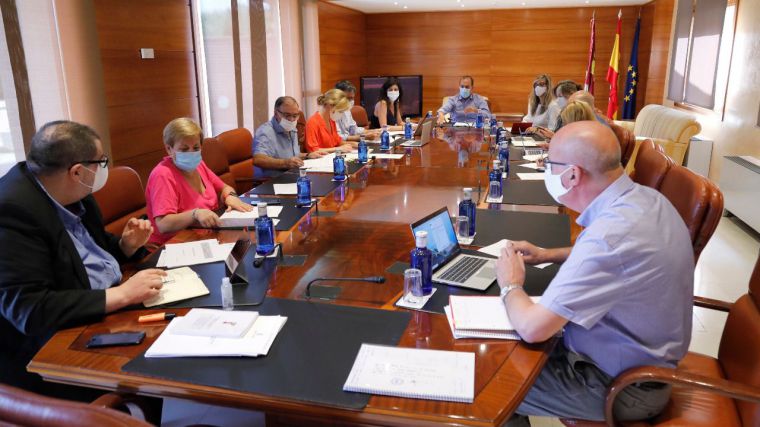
[74,156,109,169]
[276,110,300,121]
[543,157,571,173]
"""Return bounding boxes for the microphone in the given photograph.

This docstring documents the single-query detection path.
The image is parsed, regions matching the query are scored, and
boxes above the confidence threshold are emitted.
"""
[305,276,386,299]
[253,243,282,268]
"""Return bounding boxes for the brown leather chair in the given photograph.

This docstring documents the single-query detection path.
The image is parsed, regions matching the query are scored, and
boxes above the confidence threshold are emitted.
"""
[609,122,636,167]
[562,250,760,427]
[215,128,255,194]
[659,164,724,260]
[93,166,147,236]
[296,111,307,153]
[351,105,370,128]
[630,139,673,191]
[201,137,235,189]
[0,385,153,426]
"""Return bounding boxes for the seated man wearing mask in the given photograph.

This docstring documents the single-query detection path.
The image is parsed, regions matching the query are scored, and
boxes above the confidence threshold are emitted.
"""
[498,121,694,425]
[334,80,379,141]
[437,75,490,125]
[253,96,326,179]
[0,121,167,396]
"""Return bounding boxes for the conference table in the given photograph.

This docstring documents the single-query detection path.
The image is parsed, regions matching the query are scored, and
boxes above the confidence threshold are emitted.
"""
[29,126,578,427]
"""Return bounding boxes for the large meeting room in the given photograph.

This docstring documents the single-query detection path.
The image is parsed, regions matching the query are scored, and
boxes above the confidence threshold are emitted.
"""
[1,0,759,426]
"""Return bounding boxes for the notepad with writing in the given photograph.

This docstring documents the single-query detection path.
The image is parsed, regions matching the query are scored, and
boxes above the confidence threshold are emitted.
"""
[343,344,475,403]
[143,267,210,307]
[449,295,514,332]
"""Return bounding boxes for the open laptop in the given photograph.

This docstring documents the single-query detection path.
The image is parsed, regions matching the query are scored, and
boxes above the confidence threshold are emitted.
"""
[398,117,433,147]
[410,207,496,291]
[224,238,252,284]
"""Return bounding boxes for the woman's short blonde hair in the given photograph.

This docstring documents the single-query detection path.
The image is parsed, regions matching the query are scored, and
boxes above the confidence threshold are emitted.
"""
[316,89,350,113]
[163,118,203,147]
[560,101,596,125]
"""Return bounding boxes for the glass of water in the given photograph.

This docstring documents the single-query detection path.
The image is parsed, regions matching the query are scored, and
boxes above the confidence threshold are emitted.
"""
[489,180,502,199]
[456,215,470,240]
[404,268,423,304]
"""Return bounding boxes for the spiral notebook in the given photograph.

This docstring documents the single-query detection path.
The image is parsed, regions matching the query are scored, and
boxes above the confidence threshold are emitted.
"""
[343,344,475,403]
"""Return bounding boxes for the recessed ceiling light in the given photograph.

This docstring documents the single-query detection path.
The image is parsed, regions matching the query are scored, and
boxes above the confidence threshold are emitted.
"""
[403,5,408,8]
[393,1,398,4]
[585,0,589,3]
[521,1,526,5]
[461,3,465,6]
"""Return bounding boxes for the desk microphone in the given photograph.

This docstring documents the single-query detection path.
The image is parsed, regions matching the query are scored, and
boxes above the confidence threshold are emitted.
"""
[305,276,386,299]
[253,243,282,268]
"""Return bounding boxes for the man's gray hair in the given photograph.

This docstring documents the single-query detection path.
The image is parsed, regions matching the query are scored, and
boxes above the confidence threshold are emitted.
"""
[27,120,100,175]
[335,80,356,94]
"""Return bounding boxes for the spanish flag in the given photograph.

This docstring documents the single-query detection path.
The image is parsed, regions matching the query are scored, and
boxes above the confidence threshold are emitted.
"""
[606,10,622,120]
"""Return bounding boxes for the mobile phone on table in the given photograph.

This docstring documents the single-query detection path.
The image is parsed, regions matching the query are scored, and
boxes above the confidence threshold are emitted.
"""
[86,331,146,348]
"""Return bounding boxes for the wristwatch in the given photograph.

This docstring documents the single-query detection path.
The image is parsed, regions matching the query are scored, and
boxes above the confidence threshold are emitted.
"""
[500,284,522,301]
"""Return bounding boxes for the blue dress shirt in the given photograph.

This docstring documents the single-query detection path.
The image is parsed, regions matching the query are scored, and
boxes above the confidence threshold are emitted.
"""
[438,93,491,116]
[253,117,300,178]
[539,173,694,377]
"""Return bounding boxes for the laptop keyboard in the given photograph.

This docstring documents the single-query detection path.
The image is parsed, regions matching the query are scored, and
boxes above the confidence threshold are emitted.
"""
[439,256,488,284]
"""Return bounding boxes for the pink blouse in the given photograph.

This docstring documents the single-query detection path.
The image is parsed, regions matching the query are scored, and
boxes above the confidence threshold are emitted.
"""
[145,156,226,245]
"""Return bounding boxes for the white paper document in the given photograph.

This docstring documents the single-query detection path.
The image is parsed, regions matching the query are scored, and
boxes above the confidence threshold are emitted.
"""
[145,313,287,358]
[449,295,514,331]
[219,207,283,227]
[517,173,545,181]
[171,308,259,338]
[343,344,475,403]
[519,162,544,170]
[273,183,298,195]
[143,267,209,308]
[512,137,539,147]
[522,154,544,162]
[156,239,235,268]
[444,306,520,340]
[477,239,510,257]
[371,153,405,160]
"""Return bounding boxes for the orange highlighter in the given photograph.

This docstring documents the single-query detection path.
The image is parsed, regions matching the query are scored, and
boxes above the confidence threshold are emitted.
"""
[138,312,177,323]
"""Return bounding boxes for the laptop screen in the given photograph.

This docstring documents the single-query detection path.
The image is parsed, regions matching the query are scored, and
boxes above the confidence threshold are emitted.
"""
[410,207,460,270]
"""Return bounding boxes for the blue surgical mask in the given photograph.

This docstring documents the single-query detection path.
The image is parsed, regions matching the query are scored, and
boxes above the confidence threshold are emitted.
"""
[460,87,471,99]
[174,150,202,171]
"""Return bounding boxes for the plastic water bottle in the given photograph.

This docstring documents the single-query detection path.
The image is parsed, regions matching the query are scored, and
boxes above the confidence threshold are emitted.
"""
[254,203,275,255]
[490,116,498,136]
[380,125,390,150]
[221,277,234,310]
[458,187,476,237]
[296,166,311,205]
[357,137,368,163]
[499,142,510,177]
[489,160,503,199]
[475,113,484,129]
[410,231,433,295]
[333,150,346,181]
[404,117,413,139]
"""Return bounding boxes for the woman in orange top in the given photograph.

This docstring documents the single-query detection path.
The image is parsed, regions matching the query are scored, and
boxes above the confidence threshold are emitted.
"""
[305,89,355,153]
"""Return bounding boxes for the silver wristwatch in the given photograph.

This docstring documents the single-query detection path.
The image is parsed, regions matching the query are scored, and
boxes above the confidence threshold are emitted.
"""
[500,284,522,301]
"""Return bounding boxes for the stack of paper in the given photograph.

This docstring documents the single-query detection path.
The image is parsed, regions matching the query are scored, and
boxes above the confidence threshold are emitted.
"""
[171,308,258,338]
[219,206,283,228]
[512,137,539,147]
[145,308,288,358]
[477,240,554,269]
[517,173,545,181]
[143,267,209,307]
[156,239,235,268]
[445,296,520,340]
[273,183,298,195]
[343,344,474,403]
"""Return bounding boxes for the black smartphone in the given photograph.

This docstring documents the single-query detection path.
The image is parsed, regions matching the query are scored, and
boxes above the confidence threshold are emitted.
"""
[86,331,146,348]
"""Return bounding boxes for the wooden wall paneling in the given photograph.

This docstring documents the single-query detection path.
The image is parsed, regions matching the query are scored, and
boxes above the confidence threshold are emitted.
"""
[644,0,675,107]
[318,1,366,104]
[94,0,198,182]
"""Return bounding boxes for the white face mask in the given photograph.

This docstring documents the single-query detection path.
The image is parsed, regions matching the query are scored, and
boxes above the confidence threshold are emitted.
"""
[349,100,355,109]
[330,110,344,121]
[557,97,568,108]
[79,164,109,193]
[387,90,400,102]
[544,165,573,203]
[534,86,547,97]
[279,117,297,132]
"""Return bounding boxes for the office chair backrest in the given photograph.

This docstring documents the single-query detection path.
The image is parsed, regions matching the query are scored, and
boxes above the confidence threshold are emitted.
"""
[351,105,370,128]
[297,111,307,152]
[215,128,254,194]
[631,139,673,190]
[0,385,152,427]
[93,166,147,236]
[201,137,235,188]
[658,164,724,260]
[609,122,636,167]
[718,250,760,427]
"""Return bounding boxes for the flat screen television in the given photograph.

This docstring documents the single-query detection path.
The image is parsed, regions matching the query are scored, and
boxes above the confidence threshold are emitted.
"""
[360,75,422,119]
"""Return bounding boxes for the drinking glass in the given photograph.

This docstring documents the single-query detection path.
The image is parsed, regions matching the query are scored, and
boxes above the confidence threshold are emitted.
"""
[456,215,470,239]
[404,268,423,304]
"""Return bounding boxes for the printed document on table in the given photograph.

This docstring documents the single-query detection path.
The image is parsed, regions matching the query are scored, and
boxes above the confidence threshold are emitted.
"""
[343,344,474,403]
[517,173,545,181]
[449,295,514,331]
[371,153,405,159]
[171,308,258,338]
[219,207,283,227]
[156,239,235,268]
[273,183,298,195]
[512,137,539,147]
[143,267,209,307]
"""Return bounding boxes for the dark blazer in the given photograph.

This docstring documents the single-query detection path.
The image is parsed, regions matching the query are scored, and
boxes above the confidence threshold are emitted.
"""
[0,162,140,392]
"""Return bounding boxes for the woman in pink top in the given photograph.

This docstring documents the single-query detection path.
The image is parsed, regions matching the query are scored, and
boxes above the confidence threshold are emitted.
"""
[145,118,252,245]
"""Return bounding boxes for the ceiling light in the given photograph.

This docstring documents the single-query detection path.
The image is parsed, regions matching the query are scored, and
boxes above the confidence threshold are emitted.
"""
[461,3,465,6]
[393,1,398,4]
[585,0,589,3]
[522,1,526,5]
[403,5,408,8]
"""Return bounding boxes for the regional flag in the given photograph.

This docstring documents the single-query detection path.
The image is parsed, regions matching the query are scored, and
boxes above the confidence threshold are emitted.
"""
[606,10,622,120]
[584,12,596,95]
[622,14,641,120]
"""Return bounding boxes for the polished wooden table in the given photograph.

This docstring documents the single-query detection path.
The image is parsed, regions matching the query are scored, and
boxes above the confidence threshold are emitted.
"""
[29,129,574,427]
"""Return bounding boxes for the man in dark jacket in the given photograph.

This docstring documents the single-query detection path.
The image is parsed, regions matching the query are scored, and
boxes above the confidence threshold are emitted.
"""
[0,120,166,396]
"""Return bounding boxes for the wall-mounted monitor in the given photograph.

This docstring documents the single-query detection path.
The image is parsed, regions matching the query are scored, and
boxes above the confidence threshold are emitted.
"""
[360,75,422,119]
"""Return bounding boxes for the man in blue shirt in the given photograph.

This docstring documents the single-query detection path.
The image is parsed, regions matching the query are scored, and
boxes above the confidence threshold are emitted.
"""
[437,75,490,125]
[497,121,694,424]
[253,96,326,178]
[0,121,166,397]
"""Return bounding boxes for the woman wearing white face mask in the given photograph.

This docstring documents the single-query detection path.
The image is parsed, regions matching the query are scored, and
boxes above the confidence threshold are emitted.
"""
[371,77,405,131]
[529,80,582,137]
[305,89,356,154]
[145,118,252,245]
[523,74,554,128]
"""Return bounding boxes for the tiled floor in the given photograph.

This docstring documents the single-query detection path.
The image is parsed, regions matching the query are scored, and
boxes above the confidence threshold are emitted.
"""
[161,216,760,427]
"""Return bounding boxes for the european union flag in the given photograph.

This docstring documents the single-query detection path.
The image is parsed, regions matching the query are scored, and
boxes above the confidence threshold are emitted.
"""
[622,16,641,120]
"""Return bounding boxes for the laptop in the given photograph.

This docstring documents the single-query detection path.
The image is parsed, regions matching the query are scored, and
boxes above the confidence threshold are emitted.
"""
[224,238,252,284]
[410,207,496,291]
[398,118,433,147]
[510,122,532,134]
